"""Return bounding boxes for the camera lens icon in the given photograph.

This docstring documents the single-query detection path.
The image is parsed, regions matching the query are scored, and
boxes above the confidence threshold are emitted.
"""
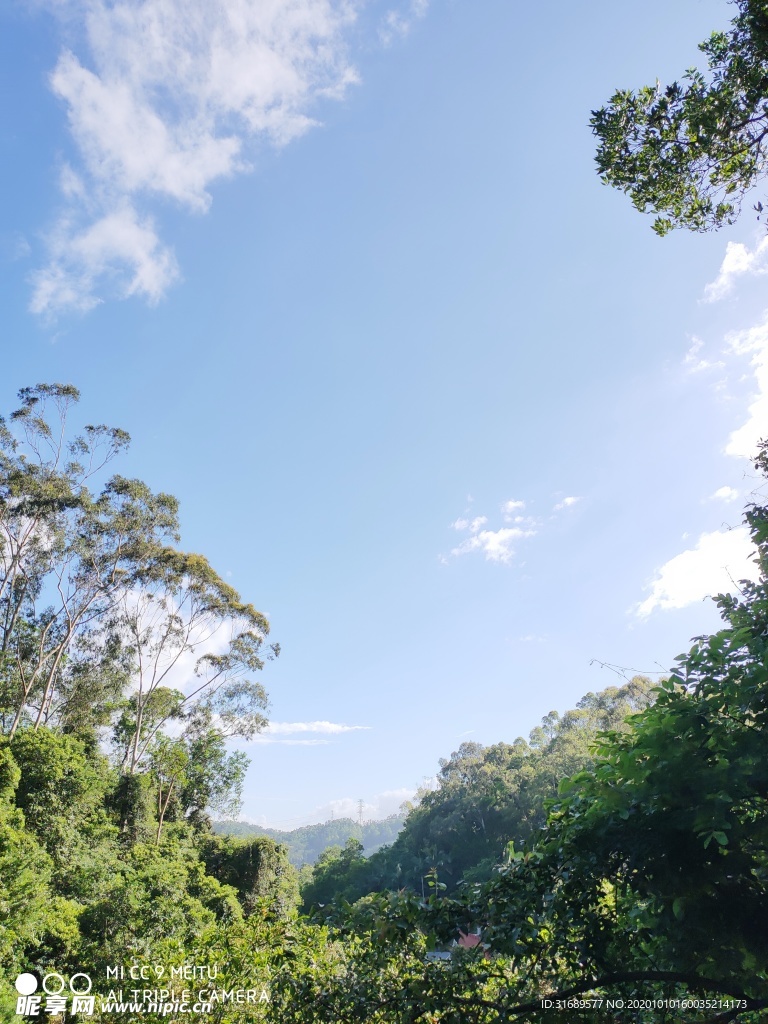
[15,974,39,996]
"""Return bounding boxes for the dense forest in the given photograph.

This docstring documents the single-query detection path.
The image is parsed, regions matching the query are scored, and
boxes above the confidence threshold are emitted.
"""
[5,2,768,1021]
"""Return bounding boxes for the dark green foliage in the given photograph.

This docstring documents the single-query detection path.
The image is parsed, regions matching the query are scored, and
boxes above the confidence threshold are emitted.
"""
[0,743,82,999]
[200,833,299,917]
[108,771,157,843]
[593,0,768,233]
[0,742,18,801]
[7,729,117,904]
[181,709,250,827]
[77,841,220,974]
[300,838,369,909]
[9,730,111,848]
[0,746,57,973]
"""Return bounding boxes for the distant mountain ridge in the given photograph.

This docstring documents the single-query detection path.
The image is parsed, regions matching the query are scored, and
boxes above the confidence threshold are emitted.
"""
[213,814,406,867]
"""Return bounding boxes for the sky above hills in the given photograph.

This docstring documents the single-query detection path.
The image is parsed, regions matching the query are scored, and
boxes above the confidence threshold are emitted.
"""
[2,0,767,826]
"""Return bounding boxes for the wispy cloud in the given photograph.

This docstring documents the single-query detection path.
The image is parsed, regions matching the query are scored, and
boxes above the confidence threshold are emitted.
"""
[703,235,768,302]
[724,315,768,458]
[31,203,180,315]
[447,499,538,565]
[379,0,429,45]
[553,495,581,512]
[316,787,416,822]
[635,527,758,618]
[245,719,370,744]
[451,526,535,564]
[709,485,739,503]
[247,786,416,828]
[265,720,371,735]
[0,232,32,263]
[634,294,768,615]
[451,515,487,533]
[501,499,525,520]
[444,493,578,565]
[250,737,332,746]
[31,0,389,315]
[683,336,724,374]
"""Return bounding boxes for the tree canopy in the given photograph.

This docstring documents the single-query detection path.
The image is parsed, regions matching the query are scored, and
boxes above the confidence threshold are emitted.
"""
[592,0,768,233]
[0,384,276,770]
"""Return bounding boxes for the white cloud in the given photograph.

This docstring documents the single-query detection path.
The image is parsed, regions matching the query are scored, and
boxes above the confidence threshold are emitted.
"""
[635,527,759,618]
[724,316,768,458]
[703,235,768,302]
[379,0,429,45]
[451,514,487,532]
[446,497,542,564]
[248,737,331,745]
[501,499,525,520]
[710,485,739,503]
[247,786,416,827]
[451,525,536,564]
[553,495,581,511]
[683,336,724,374]
[634,255,768,624]
[32,0,370,314]
[30,204,179,315]
[241,719,370,744]
[265,720,370,735]
[316,787,416,822]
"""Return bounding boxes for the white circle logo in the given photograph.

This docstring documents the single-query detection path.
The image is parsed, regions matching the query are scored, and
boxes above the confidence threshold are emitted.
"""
[42,973,65,995]
[70,973,93,995]
[14,974,38,996]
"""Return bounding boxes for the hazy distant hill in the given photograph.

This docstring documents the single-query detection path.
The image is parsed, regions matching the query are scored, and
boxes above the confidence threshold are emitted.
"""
[213,815,405,867]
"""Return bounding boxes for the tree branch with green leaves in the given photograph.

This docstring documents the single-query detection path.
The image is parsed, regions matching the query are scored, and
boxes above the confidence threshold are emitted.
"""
[592,0,768,234]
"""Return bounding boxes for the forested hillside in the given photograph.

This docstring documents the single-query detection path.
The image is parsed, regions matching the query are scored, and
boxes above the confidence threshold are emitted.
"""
[300,676,655,910]
[214,815,405,867]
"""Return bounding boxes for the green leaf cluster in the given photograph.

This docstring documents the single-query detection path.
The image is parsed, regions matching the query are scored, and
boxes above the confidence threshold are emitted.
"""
[593,0,768,233]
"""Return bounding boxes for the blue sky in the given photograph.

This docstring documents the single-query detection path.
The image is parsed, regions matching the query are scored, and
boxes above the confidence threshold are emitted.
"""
[2,0,768,826]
